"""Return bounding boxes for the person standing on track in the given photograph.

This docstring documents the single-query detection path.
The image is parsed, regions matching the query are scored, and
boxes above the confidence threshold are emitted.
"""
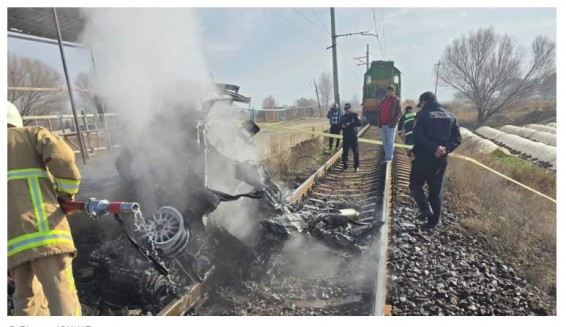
[341,103,361,172]
[409,92,461,229]
[7,101,83,315]
[398,106,417,157]
[326,103,343,151]
[377,85,402,163]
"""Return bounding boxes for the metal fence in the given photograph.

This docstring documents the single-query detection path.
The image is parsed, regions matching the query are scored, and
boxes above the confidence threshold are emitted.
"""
[232,106,325,123]
[21,106,325,159]
[22,112,122,156]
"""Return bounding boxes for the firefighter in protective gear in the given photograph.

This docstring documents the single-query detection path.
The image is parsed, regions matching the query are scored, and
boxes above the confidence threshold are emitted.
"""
[7,101,82,316]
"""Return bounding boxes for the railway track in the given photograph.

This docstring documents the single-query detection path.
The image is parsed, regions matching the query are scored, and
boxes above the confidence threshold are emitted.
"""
[160,126,556,316]
[183,125,394,316]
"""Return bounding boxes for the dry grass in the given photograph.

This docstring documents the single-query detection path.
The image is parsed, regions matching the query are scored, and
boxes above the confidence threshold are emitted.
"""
[446,149,556,296]
[454,142,556,197]
[263,136,328,184]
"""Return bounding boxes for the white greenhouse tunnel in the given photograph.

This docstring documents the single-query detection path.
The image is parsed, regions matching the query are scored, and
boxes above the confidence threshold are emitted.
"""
[524,124,556,134]
[500,125,556,146]
[459,128,501,154]
[476,126,556,168]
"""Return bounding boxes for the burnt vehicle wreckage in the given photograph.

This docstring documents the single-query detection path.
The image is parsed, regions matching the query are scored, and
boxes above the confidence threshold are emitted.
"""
[8,83,381,316]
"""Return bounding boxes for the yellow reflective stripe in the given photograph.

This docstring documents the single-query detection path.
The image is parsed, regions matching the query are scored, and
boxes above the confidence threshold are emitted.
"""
[8,230,75,256]
[29,177,49,231]
[65,260,82,316]
[27,177,44,232]
[404,117,415,123]
[66,264,76,292]
[8,168,48,181]
[405,131,413,136]
[8,229,72,245]
[8,230,74,256]
[9,169,51,232]
[35,177,49,231]
[54,178,80,194]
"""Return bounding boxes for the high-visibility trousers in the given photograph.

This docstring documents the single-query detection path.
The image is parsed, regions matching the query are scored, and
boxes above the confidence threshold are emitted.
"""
[9,253,81,316]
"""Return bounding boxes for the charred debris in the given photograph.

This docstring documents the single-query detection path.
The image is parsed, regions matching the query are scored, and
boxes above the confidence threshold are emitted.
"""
[42,84,382,315]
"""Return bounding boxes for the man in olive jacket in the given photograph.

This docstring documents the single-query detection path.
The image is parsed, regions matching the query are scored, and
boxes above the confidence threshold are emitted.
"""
[7,101,82,316]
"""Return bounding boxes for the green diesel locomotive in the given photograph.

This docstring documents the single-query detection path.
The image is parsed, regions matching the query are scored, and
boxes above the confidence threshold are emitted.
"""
[362,60,401,125]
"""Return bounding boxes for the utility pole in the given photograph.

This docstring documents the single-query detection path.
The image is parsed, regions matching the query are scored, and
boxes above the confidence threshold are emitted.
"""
[366,44,370,71]
[330,8,340,106]
[434,60,441,94]
[354,44,370,71]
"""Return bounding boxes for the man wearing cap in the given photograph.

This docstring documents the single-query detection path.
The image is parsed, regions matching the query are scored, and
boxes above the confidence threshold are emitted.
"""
[340,103,361,172]
[410,92,461,229]
[7,101,82,315]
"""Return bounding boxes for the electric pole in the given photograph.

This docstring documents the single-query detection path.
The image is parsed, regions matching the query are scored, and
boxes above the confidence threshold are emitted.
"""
[330,8,340,106]
[434,60,441,94]
[354,44,370,71]
[366,44,369,71]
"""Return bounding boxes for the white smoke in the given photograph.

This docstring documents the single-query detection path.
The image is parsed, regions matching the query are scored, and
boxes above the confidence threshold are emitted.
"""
[80,8,215,128]
[79,8,262,239]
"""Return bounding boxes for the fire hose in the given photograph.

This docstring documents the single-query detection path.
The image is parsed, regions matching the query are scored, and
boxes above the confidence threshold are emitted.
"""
[61,198,169,276]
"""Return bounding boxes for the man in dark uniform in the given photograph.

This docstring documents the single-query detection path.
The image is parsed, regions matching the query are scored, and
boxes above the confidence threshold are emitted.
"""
[410,92,461,229]
[341,103,361,172]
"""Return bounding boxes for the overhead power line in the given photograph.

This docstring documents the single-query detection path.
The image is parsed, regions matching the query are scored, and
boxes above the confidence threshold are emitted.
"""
[310,8,329,31]
[372,8,386,59]
[381,8,387,58]
[291,8,330,35]
[267,8,322,43]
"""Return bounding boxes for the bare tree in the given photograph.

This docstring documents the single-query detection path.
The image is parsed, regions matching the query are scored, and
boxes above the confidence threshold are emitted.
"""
[294,97,317,107]
[438,28,555,125]
[74,72,97,113]
[8,52,67,118]
[262,95,278,109]
[318,71,333,110]
[538,72,556,100]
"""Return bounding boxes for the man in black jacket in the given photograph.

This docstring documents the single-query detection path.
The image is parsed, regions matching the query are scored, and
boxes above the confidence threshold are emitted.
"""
[341,103,362,172]
[410,92,461,229]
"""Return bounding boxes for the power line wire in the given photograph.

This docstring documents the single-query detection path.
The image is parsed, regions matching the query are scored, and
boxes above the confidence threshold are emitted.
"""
[372,8,386,59]
[310,8,329,31]
[336,44,360,81]
[267,8,322,43]
[381,8,387,58]
[291,8,330,35]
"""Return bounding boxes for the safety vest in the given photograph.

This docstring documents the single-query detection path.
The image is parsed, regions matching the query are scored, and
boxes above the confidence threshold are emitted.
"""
[402,112,417,135]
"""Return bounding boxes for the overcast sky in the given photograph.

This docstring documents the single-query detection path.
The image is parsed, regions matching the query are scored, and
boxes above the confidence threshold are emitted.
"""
[8,7,556,109]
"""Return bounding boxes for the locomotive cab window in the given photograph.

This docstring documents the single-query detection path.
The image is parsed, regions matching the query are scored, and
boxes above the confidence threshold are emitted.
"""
[366,76,372,85]
[394,75,399,84]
